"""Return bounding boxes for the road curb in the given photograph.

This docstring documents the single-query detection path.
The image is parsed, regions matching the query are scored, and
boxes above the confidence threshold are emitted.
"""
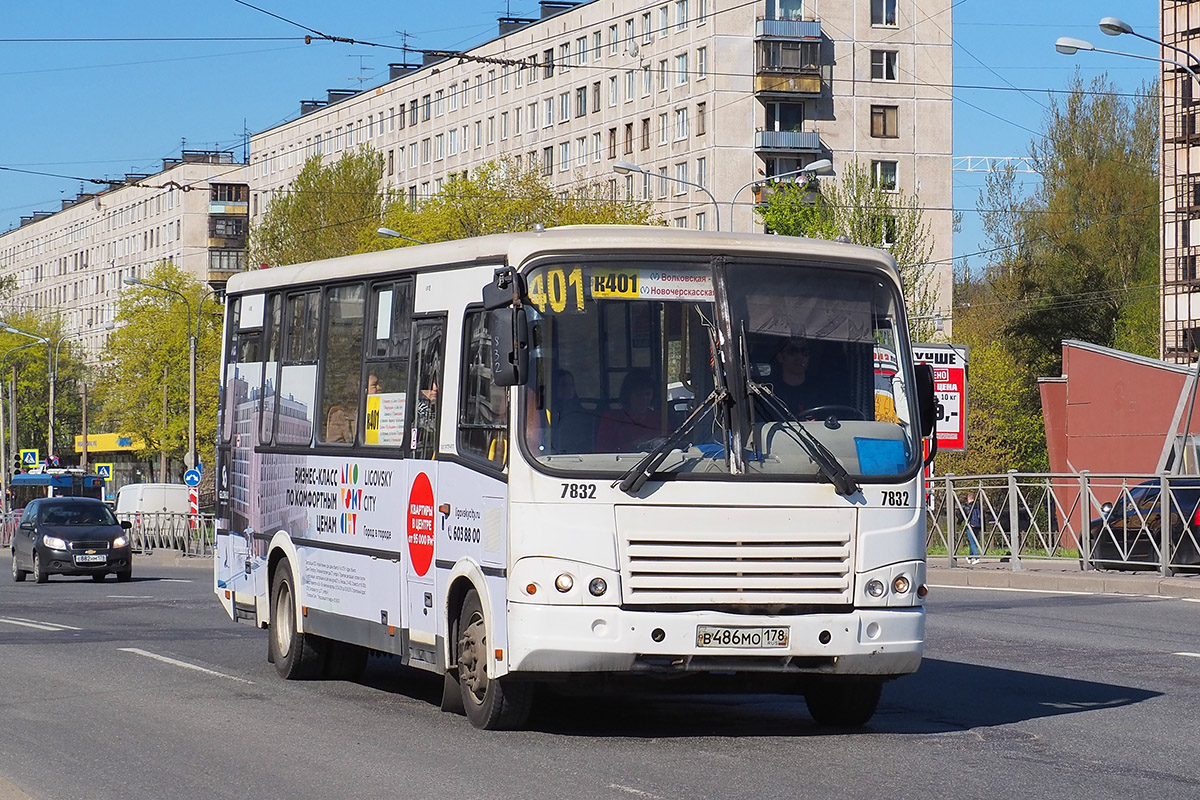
[928,562,1200,600]
[133,549,213,570]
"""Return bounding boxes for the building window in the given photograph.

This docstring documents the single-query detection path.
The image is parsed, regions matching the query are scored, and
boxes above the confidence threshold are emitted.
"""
[624,122,634,154]
[696,156,707,188]
[675,0,689,30]
[560,141,571,170]
[577,36,588,64]
[695,211,706,230]
[870,105,899,138]
[544,48,555,78]
[760,40,820,71]
[697,101,707,135]
[697,47,707,79]
[610,23,619,55]
[871,50,898,81]
[560,91,571,122]
[642,12,653,43]
[658,166,669,198]
[544,97,555,127]
[658,59,669,91]
[434,90,444,116]
[675,53,688,84]
[593,131,602,162]
[592,81,601,113]
[659,6,669,34]
[560,43,572,72]
[675,107,689,139]
[766,101,804,132]
[626,69,636,101]
[872,160,898,191]
[674,162,688,195]
[609,76,619,106]
[421,138,431,164]
[435,134,444,160]
[641,118,651,150]
[659,112,669,144]
[643,64,652,96]
[487,116,495,144]
[871,0,897,26]
[577,136,587,166]
[576,86,588,116]
[422,94,431,121]
[674,217,687,228]
[500,112,509,140]
[488,70,497,97]
[609,127,618,158]
[388,150,395,175]
[543,146,554,175]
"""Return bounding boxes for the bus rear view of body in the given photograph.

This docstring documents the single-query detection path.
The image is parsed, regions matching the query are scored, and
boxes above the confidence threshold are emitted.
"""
[214,227,936,730]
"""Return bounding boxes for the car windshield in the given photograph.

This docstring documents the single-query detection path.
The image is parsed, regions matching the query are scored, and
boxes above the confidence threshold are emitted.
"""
[40,503,118,526]
[519,257,919,481]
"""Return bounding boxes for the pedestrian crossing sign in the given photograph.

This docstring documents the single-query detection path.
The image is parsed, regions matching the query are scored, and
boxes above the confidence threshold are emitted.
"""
[20,449,38,467]
[95,463,113,481]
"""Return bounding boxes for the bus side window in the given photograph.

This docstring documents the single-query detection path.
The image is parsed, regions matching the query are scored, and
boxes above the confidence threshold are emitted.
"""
[318,283,366,445]
[458,309,508,465]
[408,318,445,461]
[275,290,321,446]
[260,293,281,445]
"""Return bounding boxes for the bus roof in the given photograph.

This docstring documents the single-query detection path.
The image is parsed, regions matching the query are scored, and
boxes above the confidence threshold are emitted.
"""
[11,473,104,488]
[226,226,900,296]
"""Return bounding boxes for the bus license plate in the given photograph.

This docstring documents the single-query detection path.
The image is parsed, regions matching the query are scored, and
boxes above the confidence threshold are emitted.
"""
[696,626,789,649]
[74,554,106,564]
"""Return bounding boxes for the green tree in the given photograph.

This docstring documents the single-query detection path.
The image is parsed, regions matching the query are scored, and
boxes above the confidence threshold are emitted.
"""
[96,262,221,473]
[755,161,936,338]
[250,147,386,268]
[365,160,657,248]
[979,71,1159,379]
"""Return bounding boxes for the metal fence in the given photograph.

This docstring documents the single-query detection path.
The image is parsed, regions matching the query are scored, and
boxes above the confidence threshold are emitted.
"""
[928,472,1200,576]
[1,511,215,557]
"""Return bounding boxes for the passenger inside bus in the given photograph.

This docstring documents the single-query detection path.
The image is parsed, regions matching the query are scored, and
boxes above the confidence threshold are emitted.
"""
[549,369,593,453]
[596,372,663,452]
[324,373,361,443]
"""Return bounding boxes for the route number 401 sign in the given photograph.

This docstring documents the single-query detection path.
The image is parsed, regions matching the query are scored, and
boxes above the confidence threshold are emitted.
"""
[913,343,969,453]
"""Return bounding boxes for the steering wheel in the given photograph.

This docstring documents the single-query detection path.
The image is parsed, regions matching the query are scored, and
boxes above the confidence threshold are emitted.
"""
[800,404,865,422]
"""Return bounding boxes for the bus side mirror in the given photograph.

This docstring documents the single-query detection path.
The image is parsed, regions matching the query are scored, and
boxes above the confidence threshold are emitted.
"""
[482,266,526,311]
[914,363,937,438]
[489,309,528,387]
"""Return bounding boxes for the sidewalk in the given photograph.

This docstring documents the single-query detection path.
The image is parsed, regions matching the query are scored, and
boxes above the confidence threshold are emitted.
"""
[133,548,213,570]
[927,557,1200,600]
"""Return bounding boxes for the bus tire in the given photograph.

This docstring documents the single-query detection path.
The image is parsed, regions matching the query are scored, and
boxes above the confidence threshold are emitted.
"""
[12,551,27,583]
[269,558,325,680]
[455,588,532,730]
[804,678,883,728]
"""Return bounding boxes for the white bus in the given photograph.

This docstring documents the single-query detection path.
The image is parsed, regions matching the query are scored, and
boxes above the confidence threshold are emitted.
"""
[214,226,937,730]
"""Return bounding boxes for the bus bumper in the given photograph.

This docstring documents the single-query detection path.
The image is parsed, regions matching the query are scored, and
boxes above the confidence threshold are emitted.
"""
[505,605,923,677]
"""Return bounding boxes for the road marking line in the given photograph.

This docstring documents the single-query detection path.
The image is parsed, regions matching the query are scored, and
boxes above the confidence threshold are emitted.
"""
[927,584,1095,596]
[0,617,81,631]
[159,579,192,583]
[608,785,663,799]
[1182,598,1200,604]
[107,595,154,599]
[119,647,253,684]
[1174,652,1200,658]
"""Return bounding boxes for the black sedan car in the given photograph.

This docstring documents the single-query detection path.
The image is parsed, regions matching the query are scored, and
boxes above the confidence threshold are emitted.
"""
[10,497,133,583]
[1088,478,1200,570]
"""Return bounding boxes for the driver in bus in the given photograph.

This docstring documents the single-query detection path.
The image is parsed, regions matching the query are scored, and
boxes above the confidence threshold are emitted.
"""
[597,372,662,451]
[770,338,818,416]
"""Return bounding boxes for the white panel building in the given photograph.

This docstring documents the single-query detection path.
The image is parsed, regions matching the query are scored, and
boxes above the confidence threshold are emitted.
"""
[250,0,953,319]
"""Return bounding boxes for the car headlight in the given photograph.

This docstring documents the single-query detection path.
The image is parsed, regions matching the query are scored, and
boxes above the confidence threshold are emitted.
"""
[112,535,128,548]
[42,535,67,550]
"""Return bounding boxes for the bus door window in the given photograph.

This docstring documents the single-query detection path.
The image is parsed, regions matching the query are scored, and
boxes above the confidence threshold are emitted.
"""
[318,283,366,445]
[220,296,264,445]
[363,280,413,447]
[275,290,321,446]
[459,310,508,465]
[408,319,445,461]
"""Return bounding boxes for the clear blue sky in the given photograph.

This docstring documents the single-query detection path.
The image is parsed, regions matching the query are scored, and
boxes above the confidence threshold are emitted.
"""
[0,1,1162,264]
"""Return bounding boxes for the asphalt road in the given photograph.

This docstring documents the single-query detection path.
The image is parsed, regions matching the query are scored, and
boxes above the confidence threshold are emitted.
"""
[1,557,1199,800]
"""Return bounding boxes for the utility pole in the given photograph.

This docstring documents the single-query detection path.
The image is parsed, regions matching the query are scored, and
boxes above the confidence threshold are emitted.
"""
[80,383,89,471]
[160,366,168,482]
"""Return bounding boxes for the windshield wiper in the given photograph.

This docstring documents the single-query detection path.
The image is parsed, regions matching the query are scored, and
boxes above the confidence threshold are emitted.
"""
[616,386,728,494]
[746,377,860,497]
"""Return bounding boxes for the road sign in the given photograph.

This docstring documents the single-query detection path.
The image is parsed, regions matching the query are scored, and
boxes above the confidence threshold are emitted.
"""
[20,449,38,467]
[183,468,202,487]
[913,343,969,453]
[95,463,114,481]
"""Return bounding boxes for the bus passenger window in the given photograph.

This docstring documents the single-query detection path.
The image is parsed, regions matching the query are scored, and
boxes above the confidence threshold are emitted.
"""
[319,284,366,444]
[276,290,321,446]
[363,281,413,447]
[408,319,444,460]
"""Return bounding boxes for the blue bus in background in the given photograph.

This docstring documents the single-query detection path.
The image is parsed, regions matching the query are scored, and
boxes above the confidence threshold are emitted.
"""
[8,470,105,512]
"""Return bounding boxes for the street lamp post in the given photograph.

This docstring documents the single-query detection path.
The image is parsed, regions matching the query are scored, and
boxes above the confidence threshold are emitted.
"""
[377,227,428,245]
[2,325,52,464]
[1098,16,1199,71]
[728,158,834,233]
[612,160,722,231]
[1054,36,1200,85]
[124,278,199,473]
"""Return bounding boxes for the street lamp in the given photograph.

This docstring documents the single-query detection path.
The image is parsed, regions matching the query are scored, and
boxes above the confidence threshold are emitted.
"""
[377,227,427,245]
[612,160,722,231]
[728,158,834,233]
[1,325,53,464]
[1055,37,1200,85]
[123,277,200,472]
[1098,16,1199,70]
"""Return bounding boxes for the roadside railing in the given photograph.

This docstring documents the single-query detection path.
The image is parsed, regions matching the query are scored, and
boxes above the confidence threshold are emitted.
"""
[116,511,216,557]
[928,472,1200,576]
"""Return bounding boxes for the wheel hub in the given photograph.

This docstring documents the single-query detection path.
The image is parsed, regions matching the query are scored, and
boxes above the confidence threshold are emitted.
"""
[458,612,488,703]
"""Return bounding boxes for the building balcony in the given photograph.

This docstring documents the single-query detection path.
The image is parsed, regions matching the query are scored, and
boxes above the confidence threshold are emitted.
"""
[755,18,821,39]
[209,200,249,216]
[754,130,822,152]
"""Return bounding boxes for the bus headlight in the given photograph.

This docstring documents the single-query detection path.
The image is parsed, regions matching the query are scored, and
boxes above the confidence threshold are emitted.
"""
[588,577,607,596]
[866,579,886,598]
[892,576,911,595]
[554,573,574,593]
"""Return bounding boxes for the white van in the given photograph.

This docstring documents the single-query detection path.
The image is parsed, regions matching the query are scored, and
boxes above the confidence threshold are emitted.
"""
[114,483,190,516]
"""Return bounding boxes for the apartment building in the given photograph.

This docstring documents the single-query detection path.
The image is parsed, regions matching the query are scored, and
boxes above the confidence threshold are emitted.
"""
[0,151,249,361]
[1163,2,1200,361]
[250,0,954,319]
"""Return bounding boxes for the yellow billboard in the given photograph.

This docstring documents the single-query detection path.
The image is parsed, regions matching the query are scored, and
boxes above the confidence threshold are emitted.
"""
[73,433,146,453]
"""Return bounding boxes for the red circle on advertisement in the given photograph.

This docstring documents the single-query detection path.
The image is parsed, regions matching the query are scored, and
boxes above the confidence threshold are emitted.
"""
[407,472,435,576]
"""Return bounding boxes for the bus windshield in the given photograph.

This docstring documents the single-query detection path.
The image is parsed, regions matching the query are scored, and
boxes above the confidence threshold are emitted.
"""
[520,257,919,481]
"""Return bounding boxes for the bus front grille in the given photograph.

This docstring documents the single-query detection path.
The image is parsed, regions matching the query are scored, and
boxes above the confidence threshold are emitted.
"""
[616,505,855,606]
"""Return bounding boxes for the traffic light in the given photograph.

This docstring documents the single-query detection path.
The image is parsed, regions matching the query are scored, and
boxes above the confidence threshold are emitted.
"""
[12,454,21,474]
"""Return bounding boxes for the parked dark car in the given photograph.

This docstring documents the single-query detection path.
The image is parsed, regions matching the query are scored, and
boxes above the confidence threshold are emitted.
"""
[1088,478,1200,569]
[10,497,133,583]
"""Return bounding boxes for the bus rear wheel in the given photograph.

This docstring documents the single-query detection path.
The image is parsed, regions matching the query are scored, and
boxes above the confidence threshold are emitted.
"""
[269,558,326,680]
[455,588,532,730]
[804,678,883,728]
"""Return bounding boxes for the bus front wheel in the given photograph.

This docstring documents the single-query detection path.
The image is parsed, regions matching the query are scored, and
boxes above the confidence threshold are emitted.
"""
[804,678,883,728]
[269,558,326,680]
[455,588,532,730]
